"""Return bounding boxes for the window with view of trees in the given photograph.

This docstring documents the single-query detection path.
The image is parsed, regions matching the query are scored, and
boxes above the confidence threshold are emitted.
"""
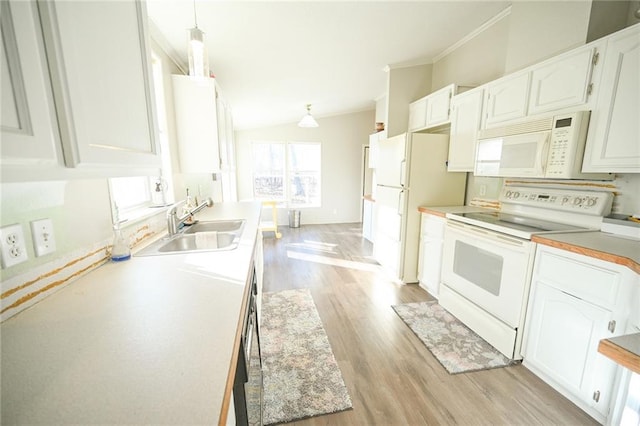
[251,141,321,207]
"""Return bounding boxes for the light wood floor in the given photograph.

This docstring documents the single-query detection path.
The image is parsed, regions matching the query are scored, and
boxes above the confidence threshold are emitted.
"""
[261,223,597,425]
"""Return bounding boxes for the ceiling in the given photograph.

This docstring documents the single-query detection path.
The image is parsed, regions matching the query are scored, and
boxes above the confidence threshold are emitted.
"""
[146,1,511,130]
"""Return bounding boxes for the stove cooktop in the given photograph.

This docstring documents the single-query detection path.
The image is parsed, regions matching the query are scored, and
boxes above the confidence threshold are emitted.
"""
[447,186,614,240]
[455,211,591,239]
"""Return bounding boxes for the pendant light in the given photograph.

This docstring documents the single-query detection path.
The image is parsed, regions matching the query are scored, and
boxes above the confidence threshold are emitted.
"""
[187,0,209,78]
[298,104,319,128]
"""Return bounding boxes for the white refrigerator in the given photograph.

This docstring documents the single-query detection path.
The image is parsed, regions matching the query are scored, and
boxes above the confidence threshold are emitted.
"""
[373,132,466,283]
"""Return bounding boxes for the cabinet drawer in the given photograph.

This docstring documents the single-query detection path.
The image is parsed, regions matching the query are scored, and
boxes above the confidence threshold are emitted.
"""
[535,248,620,309]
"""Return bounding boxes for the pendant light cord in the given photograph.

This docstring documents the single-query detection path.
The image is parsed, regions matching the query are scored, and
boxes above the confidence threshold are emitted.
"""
[193,0,198,28]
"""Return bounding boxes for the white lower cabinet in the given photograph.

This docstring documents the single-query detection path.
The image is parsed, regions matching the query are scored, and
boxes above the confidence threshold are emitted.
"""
[523,245,637,423]
[417,213,446,297]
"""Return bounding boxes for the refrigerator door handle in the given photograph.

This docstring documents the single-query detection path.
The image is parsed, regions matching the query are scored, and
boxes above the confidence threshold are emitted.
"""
[400,159,407,187]
[397,190,404,216]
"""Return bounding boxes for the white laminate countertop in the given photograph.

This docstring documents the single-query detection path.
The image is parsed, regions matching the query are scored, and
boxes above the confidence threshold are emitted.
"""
[0,201,262,425]
[417,205,492,217]
[533,231,640,275]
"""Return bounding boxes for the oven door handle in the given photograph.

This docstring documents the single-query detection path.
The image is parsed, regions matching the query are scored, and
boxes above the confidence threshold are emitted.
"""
[447,221,527,247]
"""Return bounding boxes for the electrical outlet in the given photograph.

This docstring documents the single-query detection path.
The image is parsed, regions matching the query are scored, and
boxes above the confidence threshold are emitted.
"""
[31,219,56,257]
[0,224,29,268]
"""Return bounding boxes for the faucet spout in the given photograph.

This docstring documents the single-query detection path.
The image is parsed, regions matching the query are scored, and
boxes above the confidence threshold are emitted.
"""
[167,197,214,236]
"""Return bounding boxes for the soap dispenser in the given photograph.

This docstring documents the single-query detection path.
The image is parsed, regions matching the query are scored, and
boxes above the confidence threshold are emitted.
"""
[111,205,131,262]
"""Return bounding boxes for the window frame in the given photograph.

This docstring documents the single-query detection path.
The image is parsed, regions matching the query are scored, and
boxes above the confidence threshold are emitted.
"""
[251,140,321,208]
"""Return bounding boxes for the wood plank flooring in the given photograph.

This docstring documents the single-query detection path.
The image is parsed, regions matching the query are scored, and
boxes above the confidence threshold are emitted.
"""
[261,223,597,425]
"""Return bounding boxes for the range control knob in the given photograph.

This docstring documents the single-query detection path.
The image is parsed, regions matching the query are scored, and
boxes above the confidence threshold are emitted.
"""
[586,197,598,207]
[513,192,521,199]
[562,196,571,204]
[573,197,583,206]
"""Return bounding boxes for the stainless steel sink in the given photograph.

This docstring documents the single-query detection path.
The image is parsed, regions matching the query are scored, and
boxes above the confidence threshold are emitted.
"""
[135,220,245,256]
[183,219,245,234]
[157,232,237,253]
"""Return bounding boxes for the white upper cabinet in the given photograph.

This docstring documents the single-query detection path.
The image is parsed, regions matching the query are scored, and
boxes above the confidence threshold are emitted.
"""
[528,44,599,116]
[408,84,455,131]
[408,96,427,131]
[582,24,640,173]
[447,87,484,172]
[368,130,386,168]
[483,71,531,128]
[172,75,221,173]
[38,0,160,169]
[1,1,60,172]
[425,84,454,127]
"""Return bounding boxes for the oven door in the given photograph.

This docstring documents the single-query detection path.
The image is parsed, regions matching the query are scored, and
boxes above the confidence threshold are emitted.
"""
[441,220,535,328]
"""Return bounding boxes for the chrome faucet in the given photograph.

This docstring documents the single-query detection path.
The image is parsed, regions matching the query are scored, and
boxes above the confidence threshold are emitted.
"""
[166,197,214,236]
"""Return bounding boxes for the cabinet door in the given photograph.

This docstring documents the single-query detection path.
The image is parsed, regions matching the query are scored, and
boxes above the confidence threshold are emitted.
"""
[408,97,427,131]
[425,84,453,127]
[582,24,640,173]
[483,72,531,128]
[38,0,160,169]
[1,1,60,173]
[368,131,386,168]
[172,75,221,173]
[448,88,484,172]
[524,281,618,419]
[528,46,597,116]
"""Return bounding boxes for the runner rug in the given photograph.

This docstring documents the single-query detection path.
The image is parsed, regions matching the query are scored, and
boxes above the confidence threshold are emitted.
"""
[392,301,516,374]
[260,288,352,425]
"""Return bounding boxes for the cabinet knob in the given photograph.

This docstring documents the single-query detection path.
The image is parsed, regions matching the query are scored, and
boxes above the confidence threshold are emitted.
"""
[593,390,601,402]
[608,320,616,333]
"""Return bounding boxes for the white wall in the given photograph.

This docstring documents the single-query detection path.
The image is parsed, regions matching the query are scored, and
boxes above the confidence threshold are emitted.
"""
[235,110,375,225]
[431,14,510,90]
[386,64,432,137]
[504,1,591,73]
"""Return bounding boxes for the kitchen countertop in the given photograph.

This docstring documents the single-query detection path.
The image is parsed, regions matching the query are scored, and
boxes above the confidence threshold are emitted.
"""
[0,201,261,425]
[417,205,492,217]
[598,333,640,374]
[532,231,640,274]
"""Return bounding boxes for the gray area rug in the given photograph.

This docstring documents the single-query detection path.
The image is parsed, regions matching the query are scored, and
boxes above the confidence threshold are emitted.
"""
[261,288,352,425]
[392,301,516,374]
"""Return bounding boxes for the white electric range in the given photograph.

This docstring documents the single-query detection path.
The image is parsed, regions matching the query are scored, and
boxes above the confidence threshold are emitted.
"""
[439,186,614,360]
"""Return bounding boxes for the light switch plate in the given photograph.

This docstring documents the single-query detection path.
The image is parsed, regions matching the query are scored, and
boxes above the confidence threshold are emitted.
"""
[0,224,29,268]
[30,219,56,257]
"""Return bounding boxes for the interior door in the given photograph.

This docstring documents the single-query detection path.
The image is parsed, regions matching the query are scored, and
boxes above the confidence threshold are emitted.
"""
[374,134,406,187]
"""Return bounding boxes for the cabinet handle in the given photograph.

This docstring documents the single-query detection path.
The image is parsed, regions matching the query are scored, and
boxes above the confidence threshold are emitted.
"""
[593,390,600,402]
[608,320,616,333]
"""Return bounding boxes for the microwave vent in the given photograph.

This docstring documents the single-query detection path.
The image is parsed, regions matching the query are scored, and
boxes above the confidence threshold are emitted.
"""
[479,116,554,139]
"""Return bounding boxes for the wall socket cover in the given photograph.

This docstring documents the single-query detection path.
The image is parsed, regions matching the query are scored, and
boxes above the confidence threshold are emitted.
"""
[30,218,56,257]
[0,224,29,268]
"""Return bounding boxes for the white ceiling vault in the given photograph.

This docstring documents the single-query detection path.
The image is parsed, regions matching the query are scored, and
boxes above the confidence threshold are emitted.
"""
[146,1,511,130]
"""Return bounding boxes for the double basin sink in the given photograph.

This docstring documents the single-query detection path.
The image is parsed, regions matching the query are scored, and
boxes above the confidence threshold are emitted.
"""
[136,219,245,256]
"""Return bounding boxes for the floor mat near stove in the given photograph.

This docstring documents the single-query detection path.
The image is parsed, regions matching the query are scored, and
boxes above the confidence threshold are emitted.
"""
[392,301,519,374]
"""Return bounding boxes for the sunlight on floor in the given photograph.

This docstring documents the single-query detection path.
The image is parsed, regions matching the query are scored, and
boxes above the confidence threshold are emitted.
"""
[285,240,339,254]
[286,250,381,273]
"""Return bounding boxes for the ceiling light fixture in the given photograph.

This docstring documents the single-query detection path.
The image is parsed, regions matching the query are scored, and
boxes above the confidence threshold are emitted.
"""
[187,0,209,78]
[298,104,319,128]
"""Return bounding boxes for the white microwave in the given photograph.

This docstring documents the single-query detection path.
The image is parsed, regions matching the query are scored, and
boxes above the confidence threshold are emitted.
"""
[474,111,611,180]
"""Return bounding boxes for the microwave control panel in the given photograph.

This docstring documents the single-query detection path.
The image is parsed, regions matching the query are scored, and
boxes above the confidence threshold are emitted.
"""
[545,111,590,177]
